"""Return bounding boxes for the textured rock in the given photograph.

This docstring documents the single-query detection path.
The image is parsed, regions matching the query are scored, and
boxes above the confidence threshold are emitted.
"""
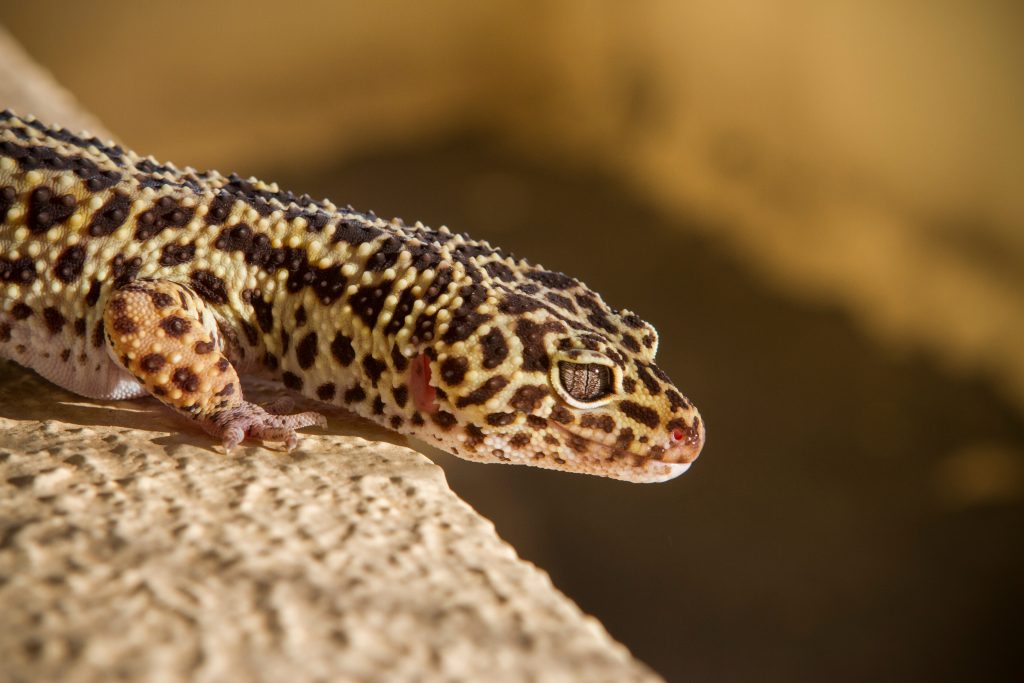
[0,362,659,682]
[0,29,660,683]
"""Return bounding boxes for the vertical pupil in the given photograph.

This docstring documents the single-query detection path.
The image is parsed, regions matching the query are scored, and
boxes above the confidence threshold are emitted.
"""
[559,362,611,401]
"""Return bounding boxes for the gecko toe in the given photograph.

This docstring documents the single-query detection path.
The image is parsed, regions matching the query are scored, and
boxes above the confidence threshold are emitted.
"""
[222,426,245,453]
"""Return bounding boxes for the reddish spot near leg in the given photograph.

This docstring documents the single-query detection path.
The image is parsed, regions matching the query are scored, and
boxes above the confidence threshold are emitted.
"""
[411,352,438,413]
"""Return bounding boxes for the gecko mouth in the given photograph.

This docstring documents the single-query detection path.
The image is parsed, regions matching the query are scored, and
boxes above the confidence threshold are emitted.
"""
[548,421,698,468]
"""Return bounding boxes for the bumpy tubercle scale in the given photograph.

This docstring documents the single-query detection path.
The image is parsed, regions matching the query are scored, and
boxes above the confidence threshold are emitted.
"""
[0,110,703,482]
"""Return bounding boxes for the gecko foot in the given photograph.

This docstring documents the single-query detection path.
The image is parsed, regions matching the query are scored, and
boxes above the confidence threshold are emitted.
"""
[210,402,327,452]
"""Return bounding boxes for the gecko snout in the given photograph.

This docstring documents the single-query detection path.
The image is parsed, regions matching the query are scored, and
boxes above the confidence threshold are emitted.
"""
[664,413,705,464]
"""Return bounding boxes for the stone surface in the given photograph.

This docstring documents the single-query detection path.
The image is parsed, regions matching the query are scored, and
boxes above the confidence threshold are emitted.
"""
[0,362,659,683]
[0,29,661,683]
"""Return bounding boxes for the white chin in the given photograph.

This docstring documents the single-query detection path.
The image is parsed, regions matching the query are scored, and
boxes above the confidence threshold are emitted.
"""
[637,461,691,483]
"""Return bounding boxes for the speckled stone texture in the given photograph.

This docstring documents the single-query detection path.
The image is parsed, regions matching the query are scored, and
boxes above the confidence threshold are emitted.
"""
[0,29,659,683]
[0,362,659,683]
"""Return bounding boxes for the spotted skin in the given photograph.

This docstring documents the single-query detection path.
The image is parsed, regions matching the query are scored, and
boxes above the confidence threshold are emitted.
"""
[0,111,703,482]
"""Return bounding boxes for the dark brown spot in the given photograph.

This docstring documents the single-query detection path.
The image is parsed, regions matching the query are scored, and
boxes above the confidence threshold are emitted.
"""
[0,255,37,287]
[11,303,31,320]
[526,269,576,289]
[442,311,492,345]
[0,185,15,221]
[159,242,196,266]
[240,320,258,346]
[332,218,383,246]
[344,385,366,404]
[172,367,200,392]
[282,371,303,390]
[27,186,76,233]
[85,280,102,307]
[251,295,274,333]
[372,396,385,415]
[160,315,190,337]
[54,245,86,283]
[634,361,662,395]
[621,334,640,353]
[440,356,468,386]
[550,405,574,424]
[622,313,645,329]
[392,385,408,408]
[150,291,175,308]
[111,315,136,334]
[568,434,589,453]
[389,415,403,429]
[362,355,386,385]
[134,196,194,240]
[431,411,457,431]
[619,400,659,429]
[455,376,509,408]
[87,191,131,236]
[515,318,565,372]
[510,385,549,413]
[483,261,515,282]
[140,353,166,372]
[0,322,10,342]
[294,306,307,327]
[391,344,409,372]
[216,358,230,372]
[526,414,547,429]
[296,332,318,370]
[480,328,509,369]
[189,271,228,304]
[544,292,577,313]
[486,412,516,426]
[509,433,531,448]
[110,254,141,286]
[194,340,215,354]
[316,383,336,401]
[465,424,485,448]
[42,307,65,335]
[350,281,392,329]
[330,333,355,366]
[614,427,635,450]
[499,293,543,315]
[666,389,691,412]
[580,413,615,433]
[216,383,235,397]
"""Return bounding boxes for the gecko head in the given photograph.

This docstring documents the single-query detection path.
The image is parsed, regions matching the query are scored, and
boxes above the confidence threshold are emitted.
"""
[412,276,704,483]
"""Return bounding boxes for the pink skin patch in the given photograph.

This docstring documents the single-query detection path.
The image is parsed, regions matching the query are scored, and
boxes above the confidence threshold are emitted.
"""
[411,352,439,413]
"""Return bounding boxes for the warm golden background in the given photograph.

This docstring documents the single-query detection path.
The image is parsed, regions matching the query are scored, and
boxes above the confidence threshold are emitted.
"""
[2,2,1022,680]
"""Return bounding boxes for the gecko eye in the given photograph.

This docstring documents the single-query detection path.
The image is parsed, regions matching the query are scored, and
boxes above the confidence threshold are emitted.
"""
[549,351,621,409]
[559,362,612,402]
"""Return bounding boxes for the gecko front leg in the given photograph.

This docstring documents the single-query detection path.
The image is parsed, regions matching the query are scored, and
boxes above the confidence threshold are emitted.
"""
[102,279,325,450]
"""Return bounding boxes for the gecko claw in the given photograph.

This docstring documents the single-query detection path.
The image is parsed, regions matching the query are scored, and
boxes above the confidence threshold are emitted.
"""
[209,403,326,451]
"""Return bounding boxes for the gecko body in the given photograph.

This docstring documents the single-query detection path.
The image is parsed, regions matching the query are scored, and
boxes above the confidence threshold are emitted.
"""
[0,111,703,482]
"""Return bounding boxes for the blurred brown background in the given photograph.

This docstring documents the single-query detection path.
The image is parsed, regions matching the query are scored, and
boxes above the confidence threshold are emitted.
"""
[2,2,1022,680]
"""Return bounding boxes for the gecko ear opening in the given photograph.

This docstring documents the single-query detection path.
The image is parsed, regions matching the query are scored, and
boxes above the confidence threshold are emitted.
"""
[549,349,621,409]
[411,353,439,413]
